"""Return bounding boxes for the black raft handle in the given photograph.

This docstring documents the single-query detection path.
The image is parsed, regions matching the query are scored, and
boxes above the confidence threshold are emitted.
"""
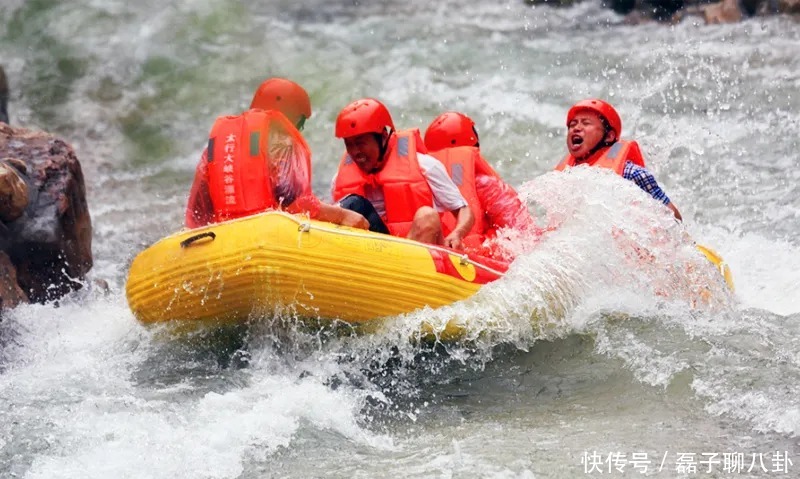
[180,231,216,248]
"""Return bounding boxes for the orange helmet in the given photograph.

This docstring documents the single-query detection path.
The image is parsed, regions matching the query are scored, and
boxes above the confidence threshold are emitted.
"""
[567,99,622,137]
[335,98,394,138]
[250,78,312,127]
[423,112,479,152]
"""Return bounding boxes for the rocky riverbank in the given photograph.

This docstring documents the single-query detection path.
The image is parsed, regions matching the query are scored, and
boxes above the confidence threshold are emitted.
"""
[524,0,800,23]
[0,65,94,314]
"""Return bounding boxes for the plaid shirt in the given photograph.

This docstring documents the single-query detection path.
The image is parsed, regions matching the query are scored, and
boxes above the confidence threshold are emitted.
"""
[622,161,671,205]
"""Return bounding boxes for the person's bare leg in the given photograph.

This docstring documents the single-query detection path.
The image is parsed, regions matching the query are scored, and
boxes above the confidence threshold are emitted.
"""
[407,206,443,245]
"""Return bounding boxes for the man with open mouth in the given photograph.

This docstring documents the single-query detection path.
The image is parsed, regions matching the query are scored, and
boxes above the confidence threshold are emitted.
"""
[555,98,682,221]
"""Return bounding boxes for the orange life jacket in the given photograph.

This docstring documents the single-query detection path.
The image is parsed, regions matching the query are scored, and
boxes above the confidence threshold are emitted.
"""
[332,129,434,237]
[554,139,646,175]
[430,146,505,250]
[207,109,311,222]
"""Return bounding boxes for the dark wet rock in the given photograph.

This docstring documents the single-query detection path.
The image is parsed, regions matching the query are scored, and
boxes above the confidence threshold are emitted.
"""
[0,65,8,125]
[607,0,638,14]
[0,251,27,313]
[778,0,800,13]
[623,9,659,22]
[526,0,687,19]
[645,0,686,20]
[0,158,29,223]
[0,123,93,304]
[742,0,765,15]
[524,0,583,6]
[523,0,798,22]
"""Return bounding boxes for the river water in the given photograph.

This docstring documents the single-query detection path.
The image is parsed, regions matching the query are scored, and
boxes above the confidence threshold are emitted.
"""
[1,0,799,477]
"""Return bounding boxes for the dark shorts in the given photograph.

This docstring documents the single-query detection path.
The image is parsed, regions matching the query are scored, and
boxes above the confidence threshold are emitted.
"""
[338,194,389,235]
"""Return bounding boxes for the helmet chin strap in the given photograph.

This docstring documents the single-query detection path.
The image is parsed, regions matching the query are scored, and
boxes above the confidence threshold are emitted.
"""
[373,129,393,171]
[583,137,615,159]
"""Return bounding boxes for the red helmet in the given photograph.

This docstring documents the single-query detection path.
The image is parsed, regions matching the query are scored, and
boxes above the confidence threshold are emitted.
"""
[567,99,622,137]
[423,112,479,152]
[335,98,394,138]
[250,78,312,126]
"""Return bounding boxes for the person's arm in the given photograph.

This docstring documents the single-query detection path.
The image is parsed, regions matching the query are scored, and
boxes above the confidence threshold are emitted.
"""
[280,181,367,229]
[418,154,473,248]
[475,174,537,231]
[443,205,474,250]
[281,187,367,229]
[284,193,322,219]
[667,202,682,222]
[624,162,682,221]
[270,128,312,209]
[316,202,369,229]
[185,148,213,228]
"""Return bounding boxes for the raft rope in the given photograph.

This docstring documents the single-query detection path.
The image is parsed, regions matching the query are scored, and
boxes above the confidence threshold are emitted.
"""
[280,212,507,278]
[174,211,508,278]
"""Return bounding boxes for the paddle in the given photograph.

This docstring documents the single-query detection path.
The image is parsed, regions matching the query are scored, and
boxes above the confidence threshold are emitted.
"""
[695,243,734,291]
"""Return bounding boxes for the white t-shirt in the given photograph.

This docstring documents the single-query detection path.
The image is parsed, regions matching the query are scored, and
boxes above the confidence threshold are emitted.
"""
[332,153,467,218]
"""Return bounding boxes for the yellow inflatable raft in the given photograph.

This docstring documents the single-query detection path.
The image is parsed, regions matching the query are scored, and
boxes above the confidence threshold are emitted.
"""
[126,211,734,338]
[696,243,734,292]
[125,211,507,331]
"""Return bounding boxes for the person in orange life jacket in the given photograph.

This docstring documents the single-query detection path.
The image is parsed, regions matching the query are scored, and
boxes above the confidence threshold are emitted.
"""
[556,99,683,221]
[331,98,475,250]
[423,111,537,237]
[185,78,368,229]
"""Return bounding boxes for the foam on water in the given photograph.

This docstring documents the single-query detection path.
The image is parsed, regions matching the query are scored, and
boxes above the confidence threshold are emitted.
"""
[381,168,733,351]
[1,298,398,478]
[720,232,800,315]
